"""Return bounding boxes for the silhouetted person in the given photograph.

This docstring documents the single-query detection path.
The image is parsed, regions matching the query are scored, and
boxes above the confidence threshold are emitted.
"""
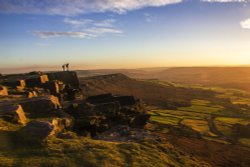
[62,64,65,71]
[65,63,69,71]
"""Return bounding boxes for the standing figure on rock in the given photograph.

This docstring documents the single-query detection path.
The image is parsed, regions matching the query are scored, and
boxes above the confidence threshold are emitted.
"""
[66,63,69,71]
[62,64,65,71]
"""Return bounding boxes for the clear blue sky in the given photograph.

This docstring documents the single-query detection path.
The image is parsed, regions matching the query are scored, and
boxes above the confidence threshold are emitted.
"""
[0,0,250,73]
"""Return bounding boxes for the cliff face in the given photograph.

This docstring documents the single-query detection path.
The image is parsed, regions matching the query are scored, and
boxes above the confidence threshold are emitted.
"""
[46,71,79,88]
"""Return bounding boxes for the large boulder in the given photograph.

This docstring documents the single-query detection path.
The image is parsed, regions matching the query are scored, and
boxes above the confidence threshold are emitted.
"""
[18,118,72,144]
[0,96,61,117]
[0,86,8,96]
[0,105,27,125]
[18,121,55,144]
[2,79,26,88]
[19,96,61,116]
[1,73,49,88]
[51,117,73,133]
[47,71,80,88]
[86,93,113,104]
[24,74,49,87]
[43,80,65,96]
[26,90,38,98]
[130,114,151,128]
[68,95,150,136]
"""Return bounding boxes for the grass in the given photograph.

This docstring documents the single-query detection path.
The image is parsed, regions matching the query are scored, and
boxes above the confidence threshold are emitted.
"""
[202,136,230,144]
[238,138,250,147]
[154,110,208,119]
[191,99,211,106]
[149,109,206,121]
[231,98,250,106]
[215,117,250,126]
[0,119,22,131]
[178,99,224,114]
[214,121,233,137]
[180,119,214,136]
[179,105,223,114]
[214,117,250,137]
[0,137,205,167]
[150,115,180,126]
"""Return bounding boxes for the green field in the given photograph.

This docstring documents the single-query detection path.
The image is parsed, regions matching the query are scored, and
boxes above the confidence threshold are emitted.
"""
[178,99,224,114]
[148,92,250,145]
[180,119,215,136]
[215,117,249,126]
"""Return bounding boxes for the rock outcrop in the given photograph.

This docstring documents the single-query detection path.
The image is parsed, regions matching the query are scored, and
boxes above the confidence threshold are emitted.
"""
[47,71,79,88]
[0,71,151,144]
[18,117,73,144]
[18,121,55,144]
[43,80,65,96]
[24,74,49,87]
[0,105,27,125]
[0,96,61,117]
[96,125,158,142]
[0,86,8,96]
[19,96,61,116]
[2,79,26,88]
[67,94,150,136]
[0,73,49,89]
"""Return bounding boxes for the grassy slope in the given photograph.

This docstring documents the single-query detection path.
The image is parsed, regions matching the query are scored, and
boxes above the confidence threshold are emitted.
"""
[79,74,215,108]
[0,135,207,167]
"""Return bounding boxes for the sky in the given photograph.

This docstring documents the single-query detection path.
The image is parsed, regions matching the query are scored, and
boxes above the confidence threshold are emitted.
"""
[0,0,250,73]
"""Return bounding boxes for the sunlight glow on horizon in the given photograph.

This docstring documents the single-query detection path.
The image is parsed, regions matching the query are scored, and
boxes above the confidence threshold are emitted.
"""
[0,0,250,73]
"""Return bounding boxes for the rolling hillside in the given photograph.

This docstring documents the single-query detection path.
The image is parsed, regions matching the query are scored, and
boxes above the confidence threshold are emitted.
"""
[77,67,250,91]
[79,73,215,108]
[79,73,250,167]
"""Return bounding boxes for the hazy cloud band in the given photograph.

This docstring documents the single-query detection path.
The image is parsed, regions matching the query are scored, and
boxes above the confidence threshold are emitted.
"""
[0,0,182,16]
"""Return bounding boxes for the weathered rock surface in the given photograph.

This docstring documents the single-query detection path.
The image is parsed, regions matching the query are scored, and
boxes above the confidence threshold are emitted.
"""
[24,74,49,87]
[0,86,8,96]
[18,117,72,144]
[96,125,158,142]
[43,80,65,96]
[18,121,55,144]
[20,96,61,116]
[2,79,26,88]
[47,71,79,88]
[0,105,27,125]
[0,96,61,117]
[51,117,73,133]
[0,71,151,144]
[26,90,38,98]
[130,114,151,128]
[0,73,49,89]
[67,94,150,136]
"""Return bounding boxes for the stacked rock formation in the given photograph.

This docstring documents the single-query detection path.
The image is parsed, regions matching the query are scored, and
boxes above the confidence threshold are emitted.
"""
[0,71,150,144]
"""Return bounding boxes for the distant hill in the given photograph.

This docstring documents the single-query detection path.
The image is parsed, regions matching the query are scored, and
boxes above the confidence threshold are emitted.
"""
[79,73,215,108]
[77,67,250,91]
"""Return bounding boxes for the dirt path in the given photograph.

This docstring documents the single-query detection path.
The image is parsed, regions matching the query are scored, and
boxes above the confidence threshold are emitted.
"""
[207,115,235,143]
